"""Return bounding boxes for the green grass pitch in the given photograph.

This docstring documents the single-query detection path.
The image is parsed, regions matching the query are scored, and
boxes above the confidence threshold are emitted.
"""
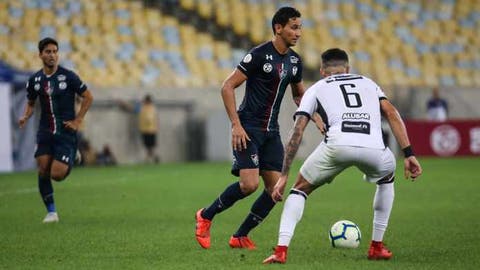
[1,158,479,269]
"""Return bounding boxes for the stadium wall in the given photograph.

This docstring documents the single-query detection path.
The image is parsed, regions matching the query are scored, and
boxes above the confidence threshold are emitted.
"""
[67,85,480,164]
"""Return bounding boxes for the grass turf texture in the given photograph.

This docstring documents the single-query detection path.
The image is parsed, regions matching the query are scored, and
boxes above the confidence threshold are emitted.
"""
[0,158,479,269]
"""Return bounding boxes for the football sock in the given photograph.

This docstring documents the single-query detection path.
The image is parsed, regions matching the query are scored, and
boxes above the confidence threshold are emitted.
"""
[278,189,307,246]
[202,182,246,220]
[233,189,276,237]
[372,182,394,242]
[38,174,56,213]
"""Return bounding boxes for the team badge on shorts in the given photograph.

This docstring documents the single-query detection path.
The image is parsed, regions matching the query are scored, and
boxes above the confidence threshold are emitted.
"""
[250,154,259,166]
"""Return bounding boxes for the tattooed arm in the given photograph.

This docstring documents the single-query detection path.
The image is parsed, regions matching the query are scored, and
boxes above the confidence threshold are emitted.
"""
[272,114,310,202]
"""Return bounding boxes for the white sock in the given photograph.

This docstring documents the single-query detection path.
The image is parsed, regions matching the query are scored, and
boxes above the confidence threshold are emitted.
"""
[278,190,307,246]
[372,182,394,242]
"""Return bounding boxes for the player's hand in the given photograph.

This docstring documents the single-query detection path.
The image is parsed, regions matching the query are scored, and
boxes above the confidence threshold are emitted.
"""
[18,116,28,129]
[404,156,422,181]
[272,175,288,202]
[63,118,81,131]
[231,123,250,151]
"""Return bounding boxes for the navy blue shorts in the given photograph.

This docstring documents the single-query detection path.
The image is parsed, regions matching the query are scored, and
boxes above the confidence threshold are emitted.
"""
[35,131,77,169]
[231,129,284,176]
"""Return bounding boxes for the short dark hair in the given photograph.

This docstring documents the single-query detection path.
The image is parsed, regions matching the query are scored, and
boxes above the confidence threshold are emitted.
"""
[321,48,349,67]
[271,6,301,34]
[38,37,58,53]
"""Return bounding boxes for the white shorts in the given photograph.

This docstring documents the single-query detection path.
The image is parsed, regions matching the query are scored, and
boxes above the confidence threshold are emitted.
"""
[299,143,396,186]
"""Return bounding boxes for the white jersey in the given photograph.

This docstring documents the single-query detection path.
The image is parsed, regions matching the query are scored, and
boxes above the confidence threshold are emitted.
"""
[297,73,386,149]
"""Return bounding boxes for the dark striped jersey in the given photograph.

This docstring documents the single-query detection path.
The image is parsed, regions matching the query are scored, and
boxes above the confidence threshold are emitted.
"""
[26,66,87,135]
[237,41,302,132]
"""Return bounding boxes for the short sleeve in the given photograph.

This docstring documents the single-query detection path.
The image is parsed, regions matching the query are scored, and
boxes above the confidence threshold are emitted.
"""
[295,85,319,118]
[69,72,87,95]
[374,82,387,100]
[236,51,261,78]
[26,78,37,101]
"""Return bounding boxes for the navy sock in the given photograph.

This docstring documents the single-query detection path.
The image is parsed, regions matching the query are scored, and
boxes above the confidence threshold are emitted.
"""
[202,182,246,220]
[234,190,276,237]
[38,174,55,213]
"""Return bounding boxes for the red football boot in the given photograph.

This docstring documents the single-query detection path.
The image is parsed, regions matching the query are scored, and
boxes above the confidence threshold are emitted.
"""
[263,246,288,264]
[195,208,212,249]
[229,236,256,250]
[368,241,393,260]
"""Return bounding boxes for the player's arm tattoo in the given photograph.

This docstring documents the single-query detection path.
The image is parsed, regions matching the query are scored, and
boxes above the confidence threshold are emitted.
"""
[281,115,309,175]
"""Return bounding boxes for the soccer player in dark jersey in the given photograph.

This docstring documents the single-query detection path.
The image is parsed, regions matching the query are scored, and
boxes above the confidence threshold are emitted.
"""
[18,37,93,223]
[195,7,322,249]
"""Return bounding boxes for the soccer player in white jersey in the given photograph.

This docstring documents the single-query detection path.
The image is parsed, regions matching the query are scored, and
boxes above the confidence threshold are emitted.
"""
[263,48,422,264]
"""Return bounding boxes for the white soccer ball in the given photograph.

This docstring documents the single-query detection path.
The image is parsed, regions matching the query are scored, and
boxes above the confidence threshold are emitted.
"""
[329,220,361,248]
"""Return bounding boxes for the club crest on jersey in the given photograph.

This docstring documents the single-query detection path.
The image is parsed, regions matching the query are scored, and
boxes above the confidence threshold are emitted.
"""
[250,154,259,166]
[34,83,40,91]
[263,63,273,73]
[59,82,67,90]
[290,56,299,64]
[292,66,298,76]
[57,74,66,81]
[243,54,252,63]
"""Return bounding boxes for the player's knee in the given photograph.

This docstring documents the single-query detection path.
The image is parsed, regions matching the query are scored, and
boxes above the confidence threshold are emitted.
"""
[50,170,68,181]
[38,166,50,176]
[239,181,259,195]
[37,162,51,176]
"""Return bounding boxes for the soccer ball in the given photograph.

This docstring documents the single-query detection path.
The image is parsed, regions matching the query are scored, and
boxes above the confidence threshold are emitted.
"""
[329,220,361,248]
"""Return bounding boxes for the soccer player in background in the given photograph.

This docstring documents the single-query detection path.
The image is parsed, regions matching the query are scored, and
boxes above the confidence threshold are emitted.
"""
[195,6,322,250]
[263,48,422,264]
[18,37,93,223]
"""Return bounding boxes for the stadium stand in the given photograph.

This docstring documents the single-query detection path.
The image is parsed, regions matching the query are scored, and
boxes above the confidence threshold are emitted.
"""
[1,0,479,88]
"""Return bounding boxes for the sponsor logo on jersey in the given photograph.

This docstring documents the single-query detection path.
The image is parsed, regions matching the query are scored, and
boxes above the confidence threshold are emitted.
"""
[341,121,370,134]
[250,154,259,166]
[34,76,41,82]
[290,56,299,64]
[292,66,298,76]
[263,63,273,73]
[59,82,67,90]
[266,54,273,60]
[342,112,370,120]
[57,74,66,81]
[430,125,460,156]
[34,83,40,91]
[243,54,252,63]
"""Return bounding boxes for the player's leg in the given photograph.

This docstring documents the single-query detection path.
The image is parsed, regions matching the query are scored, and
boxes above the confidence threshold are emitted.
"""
[34,133,60,223]
[50,136,77,181]
[230,132,283,249]
[36,154,57,220]
[196,168,259,249]
[50,160,71,181]
[358,147,396,260]
[196,135,261,249]
[229,170,278,249]
[264,143,345,264]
